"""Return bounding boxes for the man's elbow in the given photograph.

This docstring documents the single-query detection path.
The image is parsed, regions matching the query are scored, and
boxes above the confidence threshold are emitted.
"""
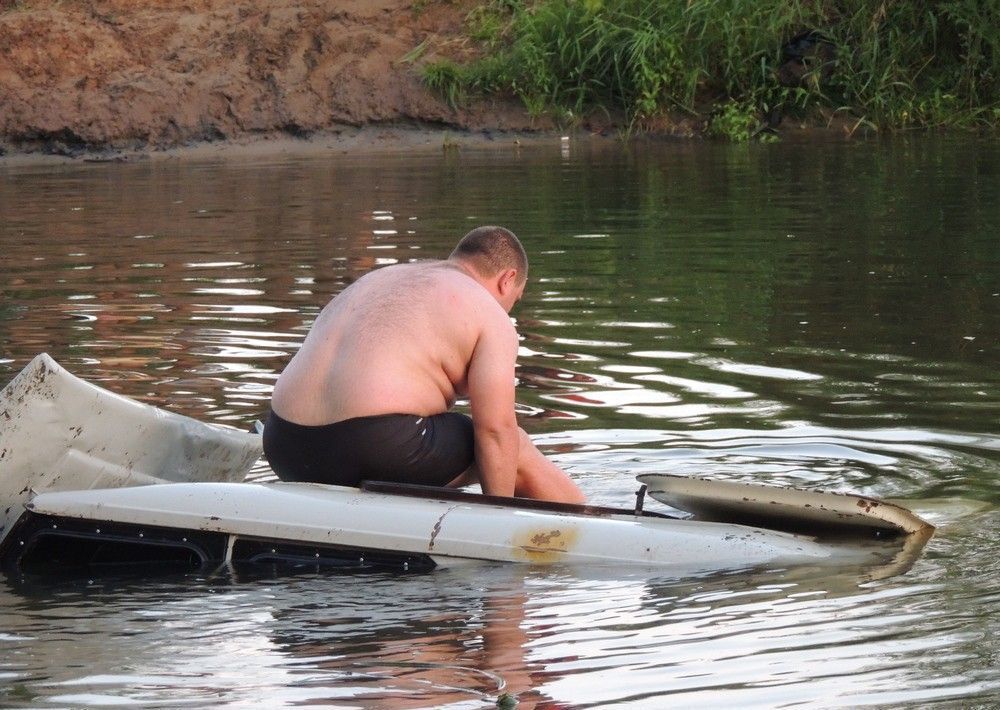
[473,417,519,442]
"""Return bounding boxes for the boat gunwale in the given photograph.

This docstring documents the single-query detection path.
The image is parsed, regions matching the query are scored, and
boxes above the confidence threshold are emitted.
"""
[358,480,675,519]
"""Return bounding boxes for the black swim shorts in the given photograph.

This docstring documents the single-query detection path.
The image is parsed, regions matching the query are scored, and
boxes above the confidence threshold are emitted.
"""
[262,409,475,488]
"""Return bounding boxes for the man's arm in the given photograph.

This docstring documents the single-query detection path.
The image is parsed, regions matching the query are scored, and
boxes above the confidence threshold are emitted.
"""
[466,317,520,497]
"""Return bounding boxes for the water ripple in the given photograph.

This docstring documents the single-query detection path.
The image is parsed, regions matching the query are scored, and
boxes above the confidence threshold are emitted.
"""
[1,138,998,709]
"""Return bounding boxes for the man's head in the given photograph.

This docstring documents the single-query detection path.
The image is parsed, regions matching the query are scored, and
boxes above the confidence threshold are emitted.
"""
[449,226,528,312]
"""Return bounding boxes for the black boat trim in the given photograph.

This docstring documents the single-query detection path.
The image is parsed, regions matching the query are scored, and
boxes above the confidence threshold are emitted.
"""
[0,511,436,577]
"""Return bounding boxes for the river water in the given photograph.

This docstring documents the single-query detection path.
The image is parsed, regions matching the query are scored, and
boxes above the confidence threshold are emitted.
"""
[1,135,998,708]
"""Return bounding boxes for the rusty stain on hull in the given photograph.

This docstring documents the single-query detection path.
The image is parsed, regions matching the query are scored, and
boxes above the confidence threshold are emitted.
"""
[511,527,579,564]
[857,498,880,513]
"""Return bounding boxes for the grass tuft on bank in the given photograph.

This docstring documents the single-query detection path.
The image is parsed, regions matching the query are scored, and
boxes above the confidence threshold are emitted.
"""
[420,0,999,139]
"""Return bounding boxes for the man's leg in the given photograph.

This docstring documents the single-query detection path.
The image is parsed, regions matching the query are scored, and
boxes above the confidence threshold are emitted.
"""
[512,428,586,504]
[445,469,477,488]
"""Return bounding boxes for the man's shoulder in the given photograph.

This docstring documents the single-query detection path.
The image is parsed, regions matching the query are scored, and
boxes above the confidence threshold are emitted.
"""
[384,260,469,288]
[376,261,511,326]
[419,263,496,303]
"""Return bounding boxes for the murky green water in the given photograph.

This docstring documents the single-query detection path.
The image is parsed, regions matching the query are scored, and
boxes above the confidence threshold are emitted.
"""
[1,135,998,708]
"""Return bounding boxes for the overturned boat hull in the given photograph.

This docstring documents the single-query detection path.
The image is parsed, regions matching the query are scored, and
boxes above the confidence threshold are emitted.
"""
[0,354,933,579]
[3,480,851,575]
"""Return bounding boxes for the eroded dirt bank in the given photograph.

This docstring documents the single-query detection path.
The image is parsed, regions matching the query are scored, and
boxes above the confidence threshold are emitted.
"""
[0,0,549,157]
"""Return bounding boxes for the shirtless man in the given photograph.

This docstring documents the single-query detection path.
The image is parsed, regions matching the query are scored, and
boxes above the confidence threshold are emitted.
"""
[263,226,586,504]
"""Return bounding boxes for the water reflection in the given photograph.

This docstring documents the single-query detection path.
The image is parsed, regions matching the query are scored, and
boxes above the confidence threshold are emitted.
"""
[2,530,997,709]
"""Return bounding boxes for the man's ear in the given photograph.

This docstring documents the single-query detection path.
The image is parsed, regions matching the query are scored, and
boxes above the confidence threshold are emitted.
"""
[497,268,519,295]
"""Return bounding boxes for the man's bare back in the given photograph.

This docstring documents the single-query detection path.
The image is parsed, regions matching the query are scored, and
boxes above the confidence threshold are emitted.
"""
[271,260,511,425]
[264,227,585,504]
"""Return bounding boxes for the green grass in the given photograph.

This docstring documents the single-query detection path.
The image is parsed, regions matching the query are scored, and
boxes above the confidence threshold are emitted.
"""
[419,0,999,139]
[423,60,466,108]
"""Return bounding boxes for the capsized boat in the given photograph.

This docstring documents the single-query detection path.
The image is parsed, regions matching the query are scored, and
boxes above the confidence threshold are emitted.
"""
[0,354,934,578]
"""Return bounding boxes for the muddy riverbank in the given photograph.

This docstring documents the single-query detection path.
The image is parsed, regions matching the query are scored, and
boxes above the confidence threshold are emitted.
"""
[0,0,564,158]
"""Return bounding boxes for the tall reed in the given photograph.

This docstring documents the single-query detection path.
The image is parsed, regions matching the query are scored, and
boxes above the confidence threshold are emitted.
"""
[422,0,998,138]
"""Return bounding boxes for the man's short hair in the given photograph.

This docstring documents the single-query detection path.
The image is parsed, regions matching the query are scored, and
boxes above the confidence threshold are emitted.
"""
[450,226,528,282]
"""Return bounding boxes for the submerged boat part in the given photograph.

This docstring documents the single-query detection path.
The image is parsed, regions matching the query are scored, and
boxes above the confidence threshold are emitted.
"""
[638,473,934,536]
[0,354,934,579]
[0,353,262,547]
[3,481,854,573]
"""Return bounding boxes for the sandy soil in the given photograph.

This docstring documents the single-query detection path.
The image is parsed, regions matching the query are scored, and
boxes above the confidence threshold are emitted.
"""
[0,0,560,158]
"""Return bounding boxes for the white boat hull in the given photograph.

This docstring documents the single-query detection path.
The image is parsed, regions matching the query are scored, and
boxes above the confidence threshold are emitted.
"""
[0,354,932,578]
[18,481,843,572]
[0,353,261,545]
